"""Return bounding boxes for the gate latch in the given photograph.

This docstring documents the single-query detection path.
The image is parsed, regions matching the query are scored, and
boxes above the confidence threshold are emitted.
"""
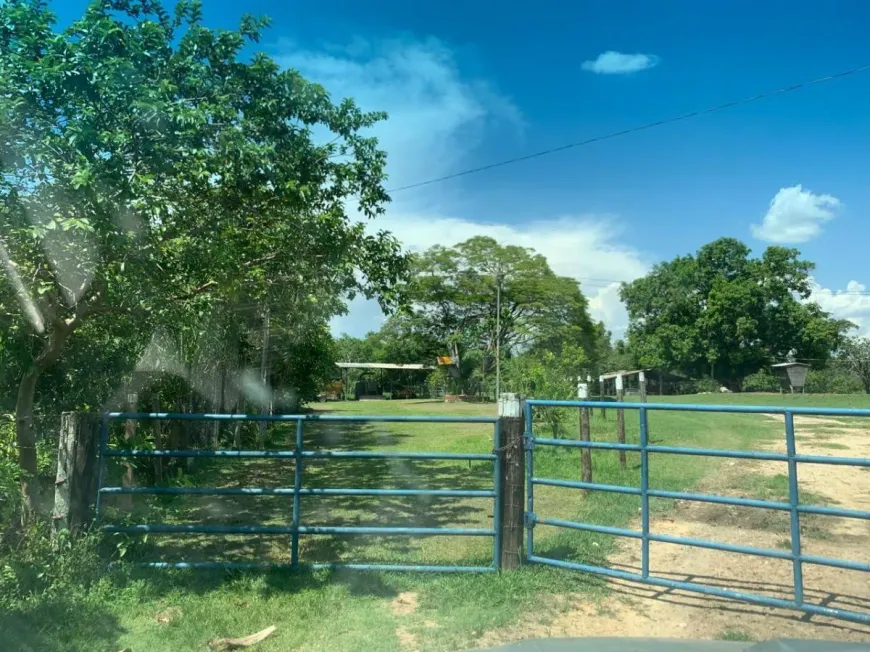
[524,511,537,528]
[523,435,535,451]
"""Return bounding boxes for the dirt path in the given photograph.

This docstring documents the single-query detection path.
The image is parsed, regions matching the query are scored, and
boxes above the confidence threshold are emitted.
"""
[478,415,870,646]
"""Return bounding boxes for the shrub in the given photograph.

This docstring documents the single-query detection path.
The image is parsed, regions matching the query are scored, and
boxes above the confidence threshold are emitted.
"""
[742,370,779,392]
[694,378,720,393]
[805,367,864,394]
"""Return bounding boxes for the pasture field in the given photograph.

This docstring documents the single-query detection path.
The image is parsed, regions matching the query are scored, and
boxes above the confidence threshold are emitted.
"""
[3,393,869,651]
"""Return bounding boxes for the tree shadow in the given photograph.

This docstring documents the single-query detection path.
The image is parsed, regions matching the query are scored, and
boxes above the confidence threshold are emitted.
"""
[2,595,124,652]
[105,420,496,568]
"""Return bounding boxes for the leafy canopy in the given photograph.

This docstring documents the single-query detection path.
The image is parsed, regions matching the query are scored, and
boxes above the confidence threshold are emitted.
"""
[0,0,407,512]
[403,236,597,363]
[620,238,853,386]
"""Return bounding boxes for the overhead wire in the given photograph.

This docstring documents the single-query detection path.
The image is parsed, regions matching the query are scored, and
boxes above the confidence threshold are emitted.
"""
[386,63,870,193]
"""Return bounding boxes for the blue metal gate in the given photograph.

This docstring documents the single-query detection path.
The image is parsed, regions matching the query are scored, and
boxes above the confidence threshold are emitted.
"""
[524,400,870,625]
[96,412,501,572]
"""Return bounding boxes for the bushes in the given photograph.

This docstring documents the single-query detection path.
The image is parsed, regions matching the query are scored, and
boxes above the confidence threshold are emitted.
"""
[742,364,865,394]
[806,366,864,394]
[0,522,106,612]
[694,378,721,393]
[742,370,779,393]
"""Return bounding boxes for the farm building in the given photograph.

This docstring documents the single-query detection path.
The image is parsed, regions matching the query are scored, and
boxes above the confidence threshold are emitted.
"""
[599,368,689,397]
[332,362,435,400]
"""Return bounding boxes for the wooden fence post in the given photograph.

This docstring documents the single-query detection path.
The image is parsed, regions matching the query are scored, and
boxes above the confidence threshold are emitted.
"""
[121,392,137,511]
[598,375,606,419]
[639,370,648,403]
[616,374,626,469]
[53,412,99,538]
[577,379,592,486]
[498,392,525,570]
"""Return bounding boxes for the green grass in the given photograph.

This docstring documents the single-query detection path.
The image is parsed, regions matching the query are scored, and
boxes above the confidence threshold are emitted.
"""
[718,629,754,642]
[4,394,862,651]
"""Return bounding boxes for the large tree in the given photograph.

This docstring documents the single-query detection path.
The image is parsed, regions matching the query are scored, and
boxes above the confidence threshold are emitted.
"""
[620,238,852,388]
[400,236,598,391]
[0,0,405,518]
[839,336,870,394]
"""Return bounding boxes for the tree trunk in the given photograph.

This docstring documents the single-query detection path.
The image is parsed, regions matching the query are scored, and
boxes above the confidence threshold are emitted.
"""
[121,396,136,512]
[15,324,72,523]
[15,367,42,523]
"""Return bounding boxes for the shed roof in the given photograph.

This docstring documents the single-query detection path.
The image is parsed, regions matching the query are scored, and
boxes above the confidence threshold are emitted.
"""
[335,362,434,370]
[600,368,687,382]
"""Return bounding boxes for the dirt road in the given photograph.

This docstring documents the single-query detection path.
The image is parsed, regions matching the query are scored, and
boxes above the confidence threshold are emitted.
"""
[479,415,870,646]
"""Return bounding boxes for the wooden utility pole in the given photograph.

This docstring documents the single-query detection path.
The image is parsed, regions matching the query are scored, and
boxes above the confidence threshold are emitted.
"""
[577,379,592,485]
[53,412,99,537]
[616,374,626,468]
[497,393,525,570]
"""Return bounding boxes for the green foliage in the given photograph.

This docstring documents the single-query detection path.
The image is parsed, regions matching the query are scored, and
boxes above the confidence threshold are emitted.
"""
[621,238,853,387]
[0,416,20,526]
[805,365,865,394]
[742,369,779,392]
[503,344,587,436]
[693,377,721,393]
[379,236,599,395]
[0,0,407,515]
[0,522,105,612]
[838,336,870,393]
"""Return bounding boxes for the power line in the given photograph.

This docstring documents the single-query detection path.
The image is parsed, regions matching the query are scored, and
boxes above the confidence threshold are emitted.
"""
[387,63,870,194]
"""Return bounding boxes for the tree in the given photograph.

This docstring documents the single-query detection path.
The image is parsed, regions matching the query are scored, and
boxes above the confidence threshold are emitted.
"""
[401,236,598,393]
[620,238,853,388]
[502,343,588,437]
[840,336,870,394]
[0,0,406,519]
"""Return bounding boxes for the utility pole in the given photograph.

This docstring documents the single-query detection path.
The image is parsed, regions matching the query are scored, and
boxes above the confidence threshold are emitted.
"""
[495,273,501,401]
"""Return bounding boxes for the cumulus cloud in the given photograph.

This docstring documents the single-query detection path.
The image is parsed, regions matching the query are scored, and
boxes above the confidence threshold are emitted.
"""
[581,51,659,75]
[751,185,841,243]
[331,212,648,339]
[277,38,647,338]
[808,279,870,336]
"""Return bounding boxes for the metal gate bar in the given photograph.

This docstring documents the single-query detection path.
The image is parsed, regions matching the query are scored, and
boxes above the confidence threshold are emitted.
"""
[96,412,501,573]
[525,399,870,625]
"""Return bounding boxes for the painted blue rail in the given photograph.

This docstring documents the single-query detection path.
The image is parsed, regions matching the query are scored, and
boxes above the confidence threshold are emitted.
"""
[525,399,870,625]
[96,412,501,572]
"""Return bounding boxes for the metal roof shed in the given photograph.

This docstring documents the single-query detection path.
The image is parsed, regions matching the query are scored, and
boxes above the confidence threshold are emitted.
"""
[771,362,810,394]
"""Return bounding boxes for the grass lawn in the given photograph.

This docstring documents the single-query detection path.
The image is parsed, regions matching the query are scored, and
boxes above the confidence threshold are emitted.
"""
[5,393,869,652]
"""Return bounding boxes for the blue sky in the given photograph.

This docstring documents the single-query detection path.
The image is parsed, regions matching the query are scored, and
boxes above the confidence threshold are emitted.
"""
[55,1,870,337]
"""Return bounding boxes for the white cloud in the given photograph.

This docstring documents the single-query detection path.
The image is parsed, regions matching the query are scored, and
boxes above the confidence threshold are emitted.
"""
[809,279,870,337]
[339,212,648,339]
[751,184,841,244]
[276,37,522,200]
[276,38,647,339]
[581,51,659,75]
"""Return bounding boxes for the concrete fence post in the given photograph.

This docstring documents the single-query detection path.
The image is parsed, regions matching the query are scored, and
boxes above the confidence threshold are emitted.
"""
[53,412,99,538]
[497,392,525,570]
[616,374,627,468]
[577,379,592,485]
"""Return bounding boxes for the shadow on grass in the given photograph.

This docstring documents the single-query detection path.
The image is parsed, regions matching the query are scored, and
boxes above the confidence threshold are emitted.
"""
[3,595,123,652]
[104,421,496,567]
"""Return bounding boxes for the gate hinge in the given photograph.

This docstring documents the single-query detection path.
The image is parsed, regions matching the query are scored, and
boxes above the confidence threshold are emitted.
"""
[523,435,535,450]
[524,511,537,528]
